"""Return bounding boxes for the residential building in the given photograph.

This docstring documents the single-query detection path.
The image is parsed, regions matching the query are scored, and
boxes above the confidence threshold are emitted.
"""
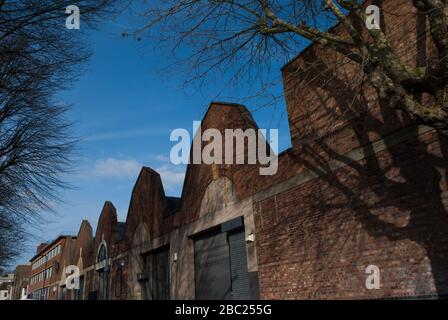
[28,236,76,300]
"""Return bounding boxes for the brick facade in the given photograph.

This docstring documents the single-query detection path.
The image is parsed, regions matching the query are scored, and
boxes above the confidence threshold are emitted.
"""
[11,265,30,300]
[23,0,448,300]
[28,236,76,300]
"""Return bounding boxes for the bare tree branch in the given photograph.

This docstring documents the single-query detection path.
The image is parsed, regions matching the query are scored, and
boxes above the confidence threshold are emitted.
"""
[0,0,123,268]
[134,0,448,133]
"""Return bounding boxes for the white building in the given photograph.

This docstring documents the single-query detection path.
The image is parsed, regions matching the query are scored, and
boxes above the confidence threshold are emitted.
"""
[0,283,10,300]
[0,273,14,300]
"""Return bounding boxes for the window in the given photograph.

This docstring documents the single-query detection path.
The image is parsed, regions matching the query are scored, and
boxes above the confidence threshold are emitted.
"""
[31,267,53,285]
[96,244,110,300]
[97,244,107,262]
[32,287,49,300]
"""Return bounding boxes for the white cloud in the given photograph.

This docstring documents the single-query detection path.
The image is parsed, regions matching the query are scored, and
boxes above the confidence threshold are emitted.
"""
[93,158,142,179]
[156,164,185,192]
[117,208,128,221]
[84,127,167,142]
[152,154,171,163]
[86,157,185,194]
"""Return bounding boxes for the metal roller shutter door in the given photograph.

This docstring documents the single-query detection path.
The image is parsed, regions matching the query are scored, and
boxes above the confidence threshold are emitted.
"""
[228,230,250,300]
[195,232,232,300]
[152,248,170,300]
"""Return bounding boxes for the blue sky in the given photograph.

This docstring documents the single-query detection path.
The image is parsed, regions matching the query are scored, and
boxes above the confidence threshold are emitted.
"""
[14,9,293,266]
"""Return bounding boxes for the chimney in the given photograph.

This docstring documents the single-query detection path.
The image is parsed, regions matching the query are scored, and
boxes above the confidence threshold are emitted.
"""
[36,243,48,254]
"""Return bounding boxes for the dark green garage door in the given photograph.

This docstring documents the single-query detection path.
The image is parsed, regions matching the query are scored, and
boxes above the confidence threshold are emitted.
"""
[195,232,232,299]
[152,247,170,300]
[228,230,250,299]
[194,220,250,300]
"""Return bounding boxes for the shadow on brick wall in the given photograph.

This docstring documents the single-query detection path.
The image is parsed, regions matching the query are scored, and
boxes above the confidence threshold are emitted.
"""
[287,44,448,296]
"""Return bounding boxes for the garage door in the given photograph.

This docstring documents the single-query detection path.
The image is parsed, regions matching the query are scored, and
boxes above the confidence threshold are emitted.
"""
[194,219,250,300]
[228,230,250,299]
[195,232,232,299]
[152,247,170,300]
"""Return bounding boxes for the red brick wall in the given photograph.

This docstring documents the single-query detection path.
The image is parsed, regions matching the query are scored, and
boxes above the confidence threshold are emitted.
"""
[123,167,169,244]
[89,201,120,297]
[254,0,448,299]
[254,130,448,299]
[74,220,94,270]
[12,265,30,300]
[282,0,436,157]
[29,237,74,300]
[93,201,120,258]
[178,102,261,224]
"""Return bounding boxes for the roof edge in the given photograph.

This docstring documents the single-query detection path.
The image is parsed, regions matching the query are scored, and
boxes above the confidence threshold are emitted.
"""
[29,235,76,262]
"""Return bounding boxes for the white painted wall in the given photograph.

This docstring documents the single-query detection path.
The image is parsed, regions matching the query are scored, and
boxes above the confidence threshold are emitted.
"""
[0,289,9,300]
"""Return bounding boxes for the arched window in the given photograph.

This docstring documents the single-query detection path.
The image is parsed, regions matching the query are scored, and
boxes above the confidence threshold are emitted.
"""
[97,244,107,262]
[96,243,110,300]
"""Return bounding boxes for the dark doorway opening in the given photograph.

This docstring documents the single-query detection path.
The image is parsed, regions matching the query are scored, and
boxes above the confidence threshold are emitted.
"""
[194,217,252,300]
[142,246,171,300]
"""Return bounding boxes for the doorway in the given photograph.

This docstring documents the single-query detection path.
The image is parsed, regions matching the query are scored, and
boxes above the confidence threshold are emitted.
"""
[142,246,170,300]
[194,217,251,300]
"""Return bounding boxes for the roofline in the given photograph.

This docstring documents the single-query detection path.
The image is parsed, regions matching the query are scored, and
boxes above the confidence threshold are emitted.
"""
[280,22,340,72]
[166,196,181,200]
[29,235,76,262]
[201,101,247,124]
[281,0,370,72]
[209,101,245,107]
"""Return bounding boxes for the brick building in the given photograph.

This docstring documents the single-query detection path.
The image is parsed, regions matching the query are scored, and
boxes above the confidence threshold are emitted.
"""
[10,265,31,300]
[26,0,448,300]
[28,235,76,300]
